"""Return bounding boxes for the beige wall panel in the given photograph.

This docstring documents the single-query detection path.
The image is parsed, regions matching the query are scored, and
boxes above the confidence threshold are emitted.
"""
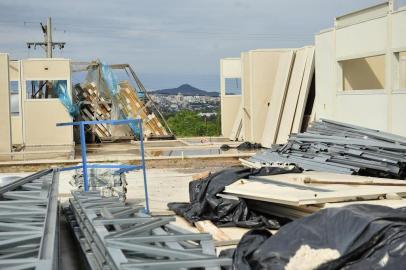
[334,94,388,130]
[0,53,11,152]
[335,3,388,28]
[390,93,406,136]
[220,58,241,80]
[11,116,23,144]
[315,31,336,120]
[336,17,387,59]
[241,52,252,141]
[392,10,406,49]
[24,100,73,146]
[261,51,294,147]
[22,59,70,80]
[276,48,308,144]
[292,47,315,133]
[249,51,281,143]
[220,58,242,138]
[221,96,242,138]
[9,61,20,81]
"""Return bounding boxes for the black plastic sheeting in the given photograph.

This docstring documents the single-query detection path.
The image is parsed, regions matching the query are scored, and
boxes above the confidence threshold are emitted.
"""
[227,204,406,269]
[168,166,301,229]
[220,142,263,151]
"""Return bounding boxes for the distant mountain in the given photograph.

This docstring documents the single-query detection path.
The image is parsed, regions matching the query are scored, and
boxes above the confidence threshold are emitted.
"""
[150,84,219,97]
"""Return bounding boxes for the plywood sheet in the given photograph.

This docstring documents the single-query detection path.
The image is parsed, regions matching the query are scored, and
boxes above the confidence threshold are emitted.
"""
[276,48,308,144]
[224,178,406,206]
[251,172,406,186]
[260,51,294,148]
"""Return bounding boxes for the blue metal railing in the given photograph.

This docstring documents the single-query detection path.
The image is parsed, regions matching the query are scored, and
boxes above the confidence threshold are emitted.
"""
[56,118,150,213]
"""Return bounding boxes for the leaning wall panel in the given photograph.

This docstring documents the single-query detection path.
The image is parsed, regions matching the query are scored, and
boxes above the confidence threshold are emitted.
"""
[221,96,241,138]
[249,51,281,143]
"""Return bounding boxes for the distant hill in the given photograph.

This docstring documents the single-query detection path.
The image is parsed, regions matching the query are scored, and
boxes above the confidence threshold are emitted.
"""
[150,84,219,97]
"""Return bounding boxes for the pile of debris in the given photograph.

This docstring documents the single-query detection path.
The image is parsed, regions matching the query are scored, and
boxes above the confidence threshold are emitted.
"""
[250,119,406,179]
[229,204,406,269]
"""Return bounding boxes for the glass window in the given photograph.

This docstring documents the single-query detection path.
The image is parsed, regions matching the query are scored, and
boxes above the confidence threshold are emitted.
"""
[224,78,241,95]
[10,81,19,116]
[26,80,67,99]
[340,55,385,91]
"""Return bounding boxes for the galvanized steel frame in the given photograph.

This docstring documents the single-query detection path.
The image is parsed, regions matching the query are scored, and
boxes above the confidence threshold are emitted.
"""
[65,191,232,270]
[0,169,59,270]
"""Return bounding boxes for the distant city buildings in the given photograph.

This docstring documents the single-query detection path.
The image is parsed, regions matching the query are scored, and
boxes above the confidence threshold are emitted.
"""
[150,93,220,114]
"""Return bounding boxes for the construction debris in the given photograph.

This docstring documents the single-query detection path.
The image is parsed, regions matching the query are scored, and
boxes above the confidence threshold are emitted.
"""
[168,166,301,229]
[65,190,231,270]
[250,119,406,179]
[0,169,59,269]
[228,205,406,269]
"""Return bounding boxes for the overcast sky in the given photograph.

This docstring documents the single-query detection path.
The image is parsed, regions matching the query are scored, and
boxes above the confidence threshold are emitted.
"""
[0,0,386,91]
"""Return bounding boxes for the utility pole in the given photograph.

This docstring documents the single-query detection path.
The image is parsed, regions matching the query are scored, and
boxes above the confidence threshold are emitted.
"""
[27,17,65,58]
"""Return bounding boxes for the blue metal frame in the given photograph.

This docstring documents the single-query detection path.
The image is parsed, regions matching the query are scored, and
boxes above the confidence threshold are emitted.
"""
[57,118,150,213]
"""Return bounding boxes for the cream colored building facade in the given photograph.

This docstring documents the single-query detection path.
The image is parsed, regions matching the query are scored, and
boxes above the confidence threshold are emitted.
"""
[1,56,73,156]
[315,2,406,135]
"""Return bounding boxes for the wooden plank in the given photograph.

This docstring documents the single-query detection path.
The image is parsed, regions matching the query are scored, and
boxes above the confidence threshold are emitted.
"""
[276,48,308,144]
[195,220,237,246]
[192,171,212,181]
[292,47,315,134]
[239,158,262,169]
[260,51,294,148]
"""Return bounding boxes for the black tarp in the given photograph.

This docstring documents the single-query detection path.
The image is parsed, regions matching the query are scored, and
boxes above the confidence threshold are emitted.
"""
[168,166,301,229]
[229,204,406,269]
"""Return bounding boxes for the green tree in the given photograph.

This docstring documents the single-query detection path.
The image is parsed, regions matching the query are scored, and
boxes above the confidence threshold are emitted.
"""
[167,110,221,137]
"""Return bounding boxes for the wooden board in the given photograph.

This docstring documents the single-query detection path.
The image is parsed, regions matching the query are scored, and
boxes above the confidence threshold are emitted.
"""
[276,48,308,144]
[260,51,294,148]
[195,220,235,245]
[292,47,315,133]
[251,172,406,186]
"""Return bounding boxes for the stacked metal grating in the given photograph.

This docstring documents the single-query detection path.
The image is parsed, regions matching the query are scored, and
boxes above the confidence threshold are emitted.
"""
[65,191,231,270]
[0,169,59,269]
[250,119,406,178]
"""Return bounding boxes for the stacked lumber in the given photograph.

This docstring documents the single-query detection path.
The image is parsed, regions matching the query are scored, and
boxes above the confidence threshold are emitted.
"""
[74,80,169,141]
[251,119,406,179]
[116,81,168,137]
[223,171,406,220]
[74,83,112,139]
